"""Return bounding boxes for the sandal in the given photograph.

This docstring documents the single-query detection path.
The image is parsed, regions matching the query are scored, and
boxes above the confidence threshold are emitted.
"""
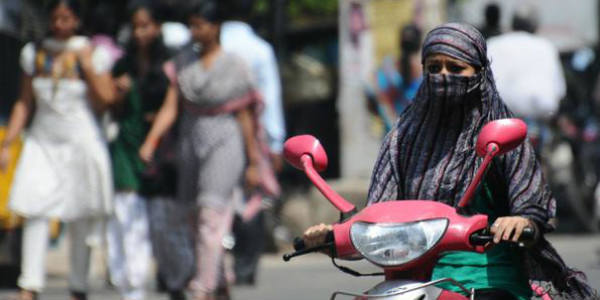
[215,287,230,300]
[6,289,38,300]
[70,291,87,300]
[168,290,187,300]
[191,292,215,300]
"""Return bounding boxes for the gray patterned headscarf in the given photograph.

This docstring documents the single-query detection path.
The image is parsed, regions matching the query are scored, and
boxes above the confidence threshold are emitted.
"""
[422,23,488,69]
[367,23,595,299]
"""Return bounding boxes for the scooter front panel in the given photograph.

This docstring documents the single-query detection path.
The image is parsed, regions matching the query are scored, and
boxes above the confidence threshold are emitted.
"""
[330,279,470,300]
[332,200,488,269]
[363,280,443,299]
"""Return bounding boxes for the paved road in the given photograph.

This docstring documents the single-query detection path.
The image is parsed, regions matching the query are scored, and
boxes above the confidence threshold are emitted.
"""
[0,234,598,300]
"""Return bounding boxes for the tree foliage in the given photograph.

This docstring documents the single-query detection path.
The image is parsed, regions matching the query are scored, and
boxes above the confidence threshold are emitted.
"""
[255,0,338,18]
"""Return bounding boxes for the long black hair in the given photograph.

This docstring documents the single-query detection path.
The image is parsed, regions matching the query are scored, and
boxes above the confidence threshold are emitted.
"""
[84,2,119,37]
[120,4,170,75]
[45,0,82,18]
[187,1,224,24]
[113,3,171,111]
[399,24,421,83]
[42,0,83,40]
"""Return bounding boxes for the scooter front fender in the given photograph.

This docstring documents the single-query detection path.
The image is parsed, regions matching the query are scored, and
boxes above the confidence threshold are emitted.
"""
[330,279,470,300]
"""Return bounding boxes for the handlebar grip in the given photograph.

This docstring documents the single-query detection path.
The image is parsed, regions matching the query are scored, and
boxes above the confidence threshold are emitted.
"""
[293,231,334,251]
[470,226,536,246]
[293,237,305,251]
[519,226,535,242]
[284,231,335,262]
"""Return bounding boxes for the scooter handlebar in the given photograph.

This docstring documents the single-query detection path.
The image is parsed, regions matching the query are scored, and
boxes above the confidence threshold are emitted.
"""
[292,231,334,251]
[293,237,305,251]
[470,226,536,246]
[283,232,334,262]
[521,226,536,241]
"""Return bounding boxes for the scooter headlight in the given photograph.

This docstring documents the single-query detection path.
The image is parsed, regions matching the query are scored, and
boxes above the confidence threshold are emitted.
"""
[350,219,448,266]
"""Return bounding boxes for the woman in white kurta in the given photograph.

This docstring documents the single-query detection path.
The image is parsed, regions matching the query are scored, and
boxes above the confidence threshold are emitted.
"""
[0,1,114,299]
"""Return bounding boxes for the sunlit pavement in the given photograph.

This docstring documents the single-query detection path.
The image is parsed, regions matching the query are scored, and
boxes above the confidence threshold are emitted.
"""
[0,234,598,300]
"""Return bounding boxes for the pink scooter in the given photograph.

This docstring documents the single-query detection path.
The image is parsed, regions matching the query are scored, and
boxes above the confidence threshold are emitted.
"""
[282,118,551,300]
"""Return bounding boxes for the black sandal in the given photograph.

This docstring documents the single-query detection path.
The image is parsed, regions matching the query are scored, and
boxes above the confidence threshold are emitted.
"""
[70,291,87,300]
[168,290,187,300]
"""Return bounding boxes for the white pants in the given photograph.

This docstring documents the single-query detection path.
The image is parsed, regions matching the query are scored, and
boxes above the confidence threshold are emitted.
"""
[18,218,92,292]
[189,203,234,295]
[106,192,152,300]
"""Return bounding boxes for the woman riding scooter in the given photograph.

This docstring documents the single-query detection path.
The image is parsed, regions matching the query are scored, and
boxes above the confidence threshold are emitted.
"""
[303,23,595,299]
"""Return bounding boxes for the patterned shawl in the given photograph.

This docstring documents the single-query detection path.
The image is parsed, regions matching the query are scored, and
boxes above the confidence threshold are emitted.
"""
[366,23,596,299]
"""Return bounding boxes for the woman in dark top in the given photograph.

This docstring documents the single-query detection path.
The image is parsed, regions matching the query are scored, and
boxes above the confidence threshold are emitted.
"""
[304,23,596,299]
[108,4,193,300]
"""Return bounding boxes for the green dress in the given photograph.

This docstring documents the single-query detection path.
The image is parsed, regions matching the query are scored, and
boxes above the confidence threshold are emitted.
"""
[109,82,149,192]
[431,182,532,299]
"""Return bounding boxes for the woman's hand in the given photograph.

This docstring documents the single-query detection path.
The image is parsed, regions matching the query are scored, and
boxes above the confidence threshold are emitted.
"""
[0,145,11,172]
[303,223,333,249]
[139,141,156,164]
[115,74,132,95]
[490,216,533,243]
[270,153,284,173]
[245,163,261,191]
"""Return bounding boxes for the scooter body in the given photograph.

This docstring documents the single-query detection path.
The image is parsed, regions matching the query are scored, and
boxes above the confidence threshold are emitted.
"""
[328,200,486,300]
[283,119,546,300]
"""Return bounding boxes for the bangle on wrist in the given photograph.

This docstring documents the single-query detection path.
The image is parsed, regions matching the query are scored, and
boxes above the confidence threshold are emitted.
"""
[147,136,160,149]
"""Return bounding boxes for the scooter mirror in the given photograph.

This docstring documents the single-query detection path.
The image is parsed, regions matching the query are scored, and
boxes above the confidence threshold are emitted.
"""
[458,118,528,208]
[475,118,527,157]
[284,135,328,172]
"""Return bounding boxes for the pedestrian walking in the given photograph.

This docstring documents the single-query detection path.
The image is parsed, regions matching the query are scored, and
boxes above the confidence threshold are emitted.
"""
[487,4,565,154]
[369,24,422,133]
[219,0,284,286]
[479,2,502,39]
[139,2,278,299]
[105,4,179,300]
[0,1,115,299]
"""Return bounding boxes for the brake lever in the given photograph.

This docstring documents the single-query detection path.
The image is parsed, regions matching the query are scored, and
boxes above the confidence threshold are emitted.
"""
[283,242,333,262]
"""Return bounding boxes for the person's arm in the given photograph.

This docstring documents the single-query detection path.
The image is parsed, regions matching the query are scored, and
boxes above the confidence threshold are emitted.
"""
[549,46,566,114]
[303,223,334,249]
[78,46,116,108]
[0,74,34,171]
[375,89,399,127]
[370,68,399,129]
[139,84,178,163]
[492,140,555,244]
[257,47,286,154]
[236,107,261,189]
[490,215,537,244]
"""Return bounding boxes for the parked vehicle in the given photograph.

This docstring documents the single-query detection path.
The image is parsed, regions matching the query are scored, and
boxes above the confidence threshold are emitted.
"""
[282,119,548,299]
